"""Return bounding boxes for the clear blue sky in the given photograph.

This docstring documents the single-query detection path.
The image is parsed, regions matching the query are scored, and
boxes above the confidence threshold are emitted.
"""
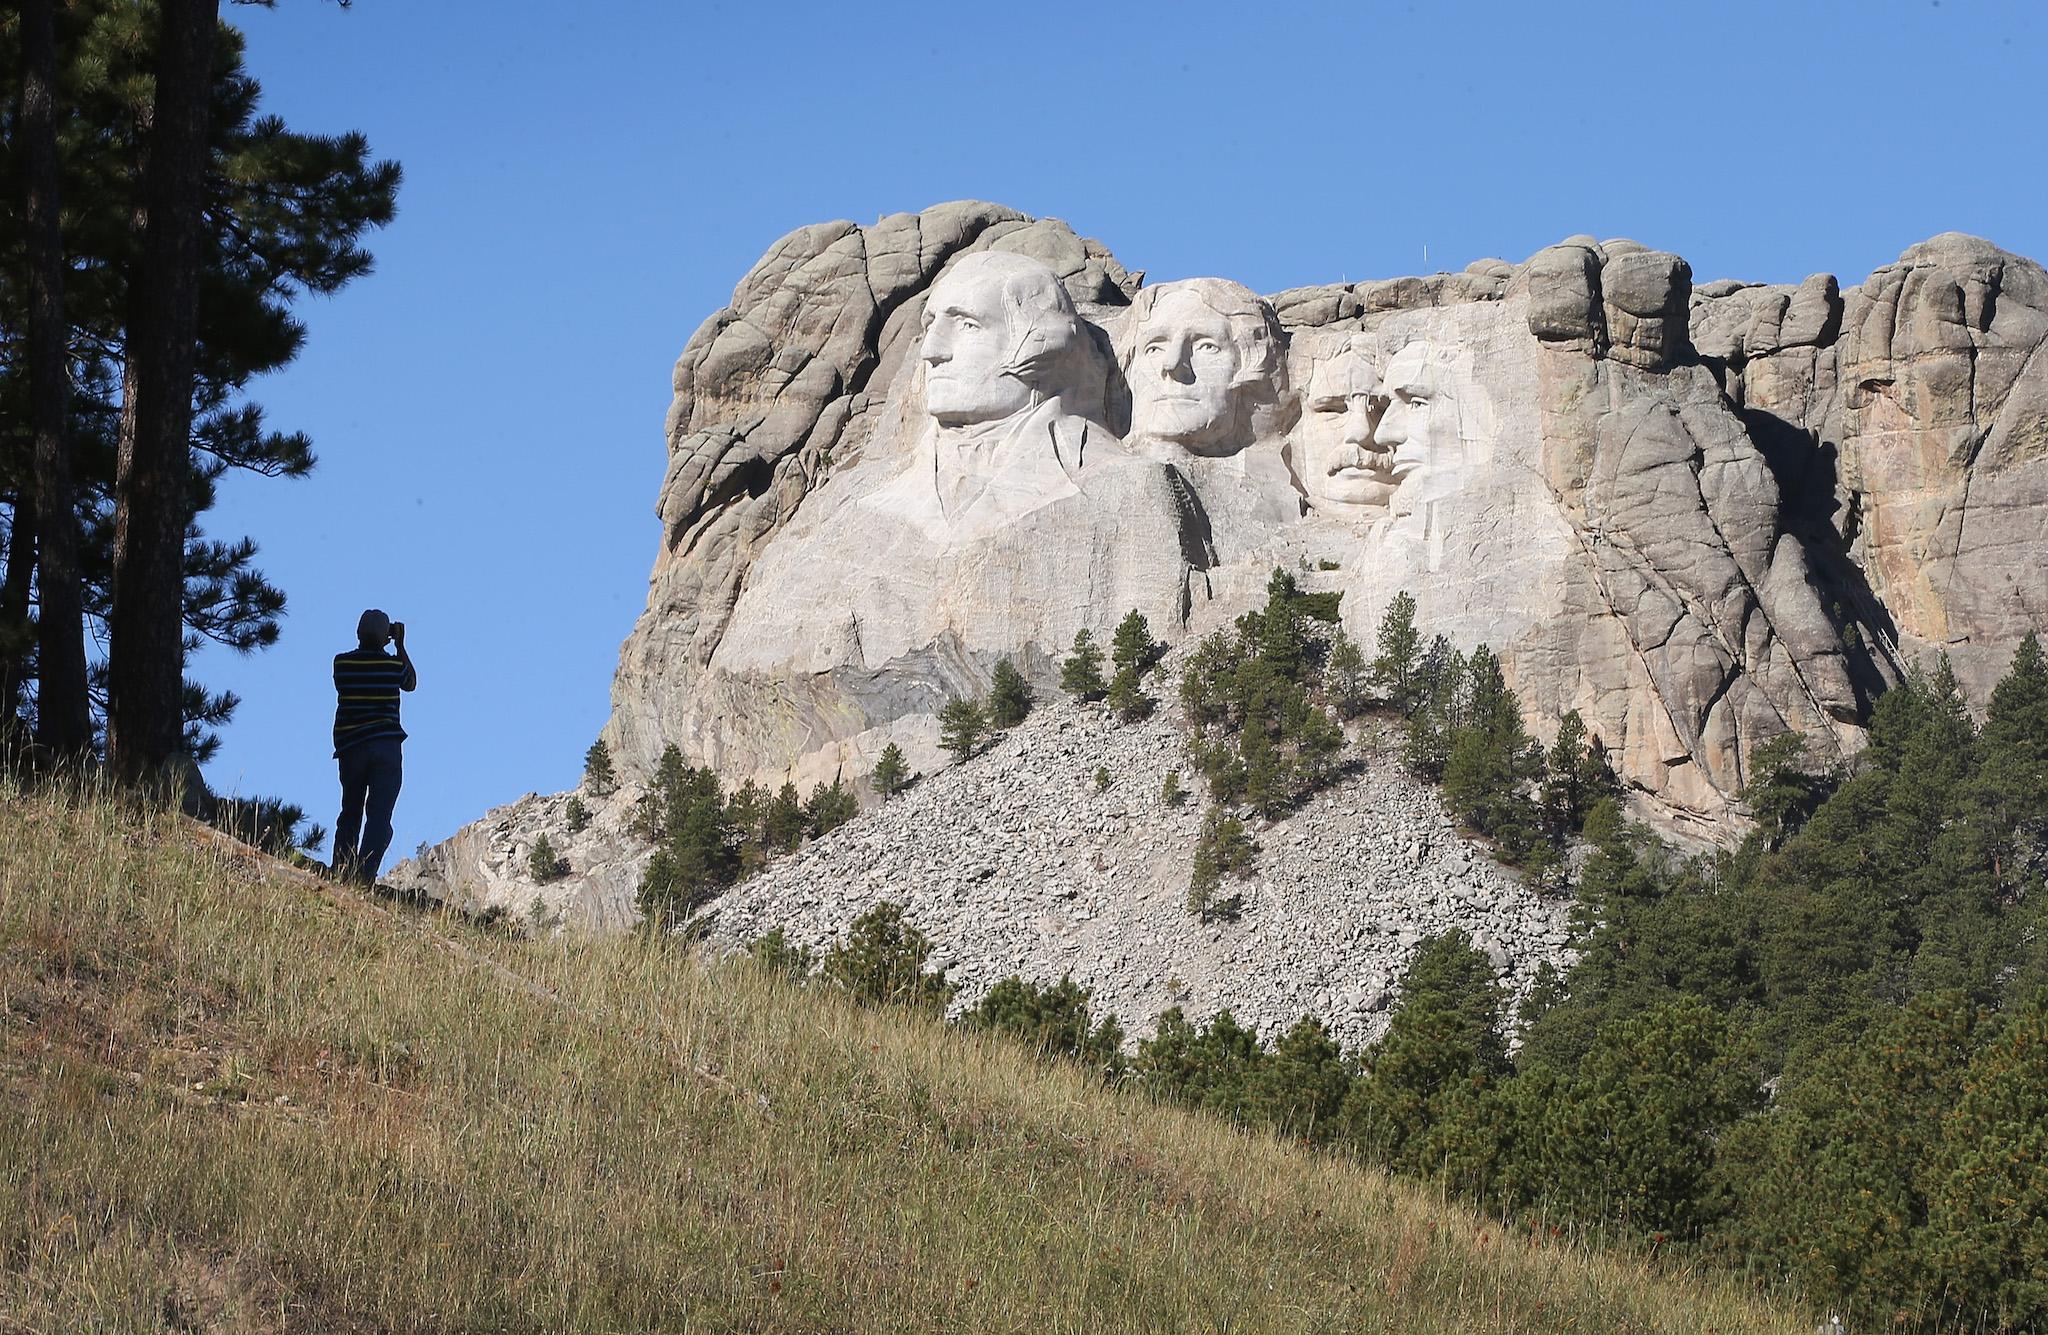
[195,0,2046,861]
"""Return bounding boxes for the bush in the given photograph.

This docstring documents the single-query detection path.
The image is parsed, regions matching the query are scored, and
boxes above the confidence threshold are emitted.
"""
[527,833,566,884]
[989,657,1033,728]
[1093,765,1113,792]
[961,974,1125,1077]
[747,927,817,981]
[822,903,955,1012]
[1133,1008,1265,1121]
[1160,770,1186,807]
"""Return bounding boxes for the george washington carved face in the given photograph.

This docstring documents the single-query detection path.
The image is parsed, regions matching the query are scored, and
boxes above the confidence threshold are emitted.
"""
[920,252,1089,428]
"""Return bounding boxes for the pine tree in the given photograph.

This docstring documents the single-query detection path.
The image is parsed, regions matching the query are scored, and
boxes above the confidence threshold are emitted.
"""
[1441,646,1545,858]
[1338,929,1507,1167]
[939,696,988,761]
[988,656,1033,727]
[1738,731,1827,851]
[1188,805,1256,921]
[871,743,910,798]
[1061,628,1107,700]
[527,833,565,883]
[1976,631,2048,893]
[1923,995,2048,1329]
[1258,568,1306,681]
[1160,770,1186,807]
[1370,591,1423,712]
[564,797,589,834]
[1241,1016,1352,1142]
[0,5,399,765]
[1133,1008,1266,1119]
[1178,631,1242,727]
[1293,704,1346,789]
[583,739,617,795]
[1402,636,1465,779]
[1111,608,1157,678]
[1540,709,1617,838]
[665,766,736,891]
[1107,664,1154,722]
[805,777,858,837]
[1324,628,1370,719]
[725,780,766,867]
[18,0,88,754]
[763,781,806,853]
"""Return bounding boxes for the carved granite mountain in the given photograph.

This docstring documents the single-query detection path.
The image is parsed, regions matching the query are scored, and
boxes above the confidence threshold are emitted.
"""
[399,204,2046,918]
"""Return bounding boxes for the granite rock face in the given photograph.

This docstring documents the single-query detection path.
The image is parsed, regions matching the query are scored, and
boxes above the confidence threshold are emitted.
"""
[399,207,2047,941]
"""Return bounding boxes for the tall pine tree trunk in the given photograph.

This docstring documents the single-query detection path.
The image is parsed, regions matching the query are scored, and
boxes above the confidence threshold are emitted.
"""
[22,0,90,757]
[108,0,218,782]
[0,487,34,730]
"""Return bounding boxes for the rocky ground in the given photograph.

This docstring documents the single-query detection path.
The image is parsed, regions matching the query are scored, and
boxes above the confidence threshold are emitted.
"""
[395,647,1580,1052]
[699,686,1574,1051]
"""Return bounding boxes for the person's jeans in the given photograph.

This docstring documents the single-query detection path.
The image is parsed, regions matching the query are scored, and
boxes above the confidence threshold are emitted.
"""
[335,737,404,881]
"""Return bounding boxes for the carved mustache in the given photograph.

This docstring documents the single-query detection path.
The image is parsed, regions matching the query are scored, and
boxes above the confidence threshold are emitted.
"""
[1326,446,1395,475]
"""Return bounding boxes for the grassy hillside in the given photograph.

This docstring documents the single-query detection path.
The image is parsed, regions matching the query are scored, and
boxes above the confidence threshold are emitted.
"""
[0,780,1808,1332]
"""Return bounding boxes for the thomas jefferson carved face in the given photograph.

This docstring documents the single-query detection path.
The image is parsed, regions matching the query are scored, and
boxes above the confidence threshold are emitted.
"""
[1123,278,1285,456]
[1299,343,1399,514]
[919,252,1086,428]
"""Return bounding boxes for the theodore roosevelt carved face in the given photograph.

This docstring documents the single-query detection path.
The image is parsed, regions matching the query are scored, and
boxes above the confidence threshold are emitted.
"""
[919,252,1089,428]
[1122,278,1286,457]
[1298,340,1402,516]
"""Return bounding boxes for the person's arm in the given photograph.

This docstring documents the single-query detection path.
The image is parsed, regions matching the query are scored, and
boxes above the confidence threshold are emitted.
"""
[392,622,418,691]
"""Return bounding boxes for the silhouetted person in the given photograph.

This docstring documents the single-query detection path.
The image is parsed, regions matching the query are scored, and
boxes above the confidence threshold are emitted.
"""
[332,608,416,884]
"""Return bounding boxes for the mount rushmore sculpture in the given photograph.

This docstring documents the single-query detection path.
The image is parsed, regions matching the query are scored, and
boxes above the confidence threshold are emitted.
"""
[403,202,2047,923]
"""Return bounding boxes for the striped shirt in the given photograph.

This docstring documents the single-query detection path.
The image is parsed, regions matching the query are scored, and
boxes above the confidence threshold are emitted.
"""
[333,647,413,756]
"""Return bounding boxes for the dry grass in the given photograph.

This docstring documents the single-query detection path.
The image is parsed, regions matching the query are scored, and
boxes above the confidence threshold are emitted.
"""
[0,778,1810,1332]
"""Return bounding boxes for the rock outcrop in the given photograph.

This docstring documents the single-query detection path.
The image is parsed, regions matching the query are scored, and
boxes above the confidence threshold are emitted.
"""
[399,206,2048,950]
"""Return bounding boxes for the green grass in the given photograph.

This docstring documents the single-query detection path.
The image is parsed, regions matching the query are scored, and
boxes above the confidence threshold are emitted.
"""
[0,779,1810,1331]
